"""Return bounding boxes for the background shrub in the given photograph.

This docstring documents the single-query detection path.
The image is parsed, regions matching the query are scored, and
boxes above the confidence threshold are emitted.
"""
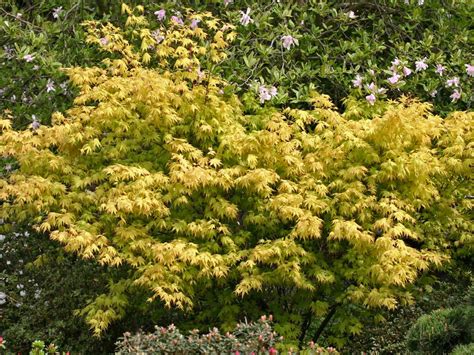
[405,282,474,354]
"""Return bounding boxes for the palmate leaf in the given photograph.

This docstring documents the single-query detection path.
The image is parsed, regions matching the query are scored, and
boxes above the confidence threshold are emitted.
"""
[1,4,473,341]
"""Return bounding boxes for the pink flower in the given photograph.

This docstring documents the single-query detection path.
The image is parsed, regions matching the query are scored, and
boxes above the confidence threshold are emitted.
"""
[450,89,461,102]
[240,8,252,26]
[352,74,363,88]
[446,77,459,87]
[31,115,40,130]
[402,66,412,76]
[259,86,277,103]
[415,58,428,71]
[388,73,401,84]
[151,30,164,44]
[366,82,376,92]
[154,9,166,21]
[99,37,109,46]
[23,54,34,62]
[466,64,474,77]
[269,348,277,355]
[435,64,445,76]
[281,35,298,50]
[224,0,233,6]
[390,58,400,71]
[366,93,376,105]
[190,19,200,29]
[171,16,183,26]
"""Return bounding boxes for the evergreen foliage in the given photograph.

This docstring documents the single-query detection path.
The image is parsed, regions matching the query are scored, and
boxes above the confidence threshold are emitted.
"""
[405,282,474,354]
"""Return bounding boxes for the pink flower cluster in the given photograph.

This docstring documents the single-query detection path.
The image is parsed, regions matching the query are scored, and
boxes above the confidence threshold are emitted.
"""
[353,57,473,105]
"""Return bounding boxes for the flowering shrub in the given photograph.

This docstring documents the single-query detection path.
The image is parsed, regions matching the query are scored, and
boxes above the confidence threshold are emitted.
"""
[115,316,341,354]
[115,316,280,354]
[175,0,473,113]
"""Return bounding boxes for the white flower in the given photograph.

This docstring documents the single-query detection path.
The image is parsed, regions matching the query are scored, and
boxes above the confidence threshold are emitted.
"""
[240,8,253,26]
[347,11,357,19]
[46,79,55,93]
[52,6,63,19]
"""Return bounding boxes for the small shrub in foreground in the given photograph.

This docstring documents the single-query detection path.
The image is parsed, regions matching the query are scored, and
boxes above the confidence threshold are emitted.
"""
[115,316,279,354]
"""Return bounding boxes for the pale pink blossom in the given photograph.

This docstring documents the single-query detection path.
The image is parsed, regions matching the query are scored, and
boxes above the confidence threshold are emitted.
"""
[31,115,40,130]
[366,82,376,92]
[99,37,109,46]
[388,73,401,84]
[366,93,376,105]
[23,54,34,62]
[402,66,412,76]
[450,89,461,102]
[151,30,164,44]
[415,58,428,71]
[466,64,474,77]
[224,0,233,6]
[258,85,277,103]
[446,77,459,87]
[281,35,298,50]
[154,9,166,21]
[352,74,363,88]
[190,19,200,30]
[240,8,253,26]
[435,64,445,76]
[171,16,183,26]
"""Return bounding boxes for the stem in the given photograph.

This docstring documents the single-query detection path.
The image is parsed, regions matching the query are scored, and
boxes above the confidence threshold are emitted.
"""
[312,303,340,343]
[298,310,313,350]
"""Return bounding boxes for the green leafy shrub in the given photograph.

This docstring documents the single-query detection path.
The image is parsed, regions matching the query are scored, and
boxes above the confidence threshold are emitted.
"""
[405,282,474,354]
[452,343,474,355]
[405,308,466,353]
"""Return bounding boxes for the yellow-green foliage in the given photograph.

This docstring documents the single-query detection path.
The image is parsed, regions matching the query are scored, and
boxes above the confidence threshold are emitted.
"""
[1,5,472,340]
